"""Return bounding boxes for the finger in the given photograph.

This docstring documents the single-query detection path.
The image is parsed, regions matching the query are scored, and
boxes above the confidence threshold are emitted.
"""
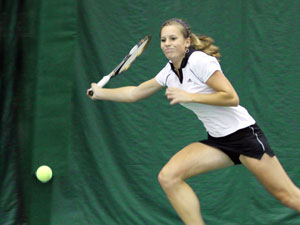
[165,91,170,97]
[166,93,173,101]
[170,99,177,105]
[165,89,170,96]
[168,87,178,93]
[166,87,174,92]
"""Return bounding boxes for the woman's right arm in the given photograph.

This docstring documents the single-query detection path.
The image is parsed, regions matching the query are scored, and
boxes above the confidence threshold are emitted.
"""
[87,78,163,103]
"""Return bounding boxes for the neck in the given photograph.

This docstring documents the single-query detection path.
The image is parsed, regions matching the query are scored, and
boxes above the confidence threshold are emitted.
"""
[171,56,184,70]
[173,62,181,70]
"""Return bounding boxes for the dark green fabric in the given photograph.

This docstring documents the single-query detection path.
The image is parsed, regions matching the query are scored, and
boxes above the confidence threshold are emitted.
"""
[1,0,300,224]
[1,1,24,224]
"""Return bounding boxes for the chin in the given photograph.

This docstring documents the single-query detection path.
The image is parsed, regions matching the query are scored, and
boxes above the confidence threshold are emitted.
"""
[164,54,172,61]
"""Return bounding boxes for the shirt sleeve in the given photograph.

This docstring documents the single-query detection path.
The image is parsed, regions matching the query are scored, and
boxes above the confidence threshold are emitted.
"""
[189,52,222,83]
[154,63,170,87]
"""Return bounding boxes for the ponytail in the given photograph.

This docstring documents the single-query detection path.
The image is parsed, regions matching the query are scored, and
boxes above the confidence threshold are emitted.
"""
[190,33,221,60]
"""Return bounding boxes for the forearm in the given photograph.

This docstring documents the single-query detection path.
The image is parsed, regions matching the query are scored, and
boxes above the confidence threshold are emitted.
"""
[93,86,137,102]
[189,92,239,107]
[165,86,239,106]
[90,78,163,103]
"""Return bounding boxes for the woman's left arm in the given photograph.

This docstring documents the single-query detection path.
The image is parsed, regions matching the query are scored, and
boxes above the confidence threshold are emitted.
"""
[165,70,239,106]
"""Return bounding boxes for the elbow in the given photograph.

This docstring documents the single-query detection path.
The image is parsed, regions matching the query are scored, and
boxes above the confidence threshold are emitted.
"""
[222,92,239,107]
[231,95,239,106]
[128,88,140,103]
[126,95,138,103]
[129,97,139,103]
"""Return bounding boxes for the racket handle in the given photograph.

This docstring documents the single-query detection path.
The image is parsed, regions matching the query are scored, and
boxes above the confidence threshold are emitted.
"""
[97,74,112,87]
[88,74,112,96]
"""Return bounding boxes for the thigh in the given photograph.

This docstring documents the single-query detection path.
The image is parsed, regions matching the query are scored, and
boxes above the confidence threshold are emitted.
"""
[240,153,297,195]
[161,142,234,180]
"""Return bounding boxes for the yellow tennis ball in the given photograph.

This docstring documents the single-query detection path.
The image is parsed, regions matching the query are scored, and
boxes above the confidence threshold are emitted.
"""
[36,165,53,183]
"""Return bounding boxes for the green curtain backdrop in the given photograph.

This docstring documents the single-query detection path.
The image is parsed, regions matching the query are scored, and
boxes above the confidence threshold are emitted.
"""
[1,0,300,224]
[1,1,21,224]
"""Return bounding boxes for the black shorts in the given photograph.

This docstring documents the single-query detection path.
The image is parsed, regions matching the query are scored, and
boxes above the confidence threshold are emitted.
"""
[200,123,275,165]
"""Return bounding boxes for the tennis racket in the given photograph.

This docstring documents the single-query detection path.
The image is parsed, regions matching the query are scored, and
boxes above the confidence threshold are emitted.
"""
[88,35,151,96]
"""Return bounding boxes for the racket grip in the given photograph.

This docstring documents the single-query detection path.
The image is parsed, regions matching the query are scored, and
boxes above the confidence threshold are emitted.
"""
[88,74,112,96]
[97,74,111,87]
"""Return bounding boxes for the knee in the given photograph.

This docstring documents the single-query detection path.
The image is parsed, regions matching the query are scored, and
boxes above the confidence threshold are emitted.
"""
[158,167,182,191]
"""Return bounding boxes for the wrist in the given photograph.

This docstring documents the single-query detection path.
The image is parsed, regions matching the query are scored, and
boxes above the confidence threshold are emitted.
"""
[189,93,198,103]
[94,87,104,99]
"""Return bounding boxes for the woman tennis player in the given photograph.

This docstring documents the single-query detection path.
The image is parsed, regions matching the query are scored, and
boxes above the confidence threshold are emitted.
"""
[87,18,300,225]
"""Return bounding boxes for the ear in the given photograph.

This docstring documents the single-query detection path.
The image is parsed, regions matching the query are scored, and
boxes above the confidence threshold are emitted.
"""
[185,37,191,48]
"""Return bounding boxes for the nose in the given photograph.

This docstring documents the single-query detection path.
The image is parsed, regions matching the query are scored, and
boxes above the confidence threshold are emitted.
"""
[165,38,171,46]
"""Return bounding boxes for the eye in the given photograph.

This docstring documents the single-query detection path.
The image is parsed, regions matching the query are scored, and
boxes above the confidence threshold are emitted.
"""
[171,37,177,41]
[160,38,166,42]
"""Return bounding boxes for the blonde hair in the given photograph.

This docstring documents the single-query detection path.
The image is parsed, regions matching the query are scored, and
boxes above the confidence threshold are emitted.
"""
[190,33,221,60]
[160,18,221,60]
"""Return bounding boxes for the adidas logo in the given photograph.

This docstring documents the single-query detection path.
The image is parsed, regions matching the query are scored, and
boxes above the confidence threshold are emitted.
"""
[187,78,193,83]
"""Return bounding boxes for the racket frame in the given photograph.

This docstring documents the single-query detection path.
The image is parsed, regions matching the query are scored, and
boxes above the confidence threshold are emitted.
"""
[88,35,151,96]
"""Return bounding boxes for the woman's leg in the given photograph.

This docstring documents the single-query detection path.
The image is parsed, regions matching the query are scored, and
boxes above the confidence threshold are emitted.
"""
[158,142,234,225]
[240,153,300,212]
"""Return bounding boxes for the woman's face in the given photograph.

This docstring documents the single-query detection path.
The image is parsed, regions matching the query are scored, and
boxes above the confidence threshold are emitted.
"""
[160,24,190,67]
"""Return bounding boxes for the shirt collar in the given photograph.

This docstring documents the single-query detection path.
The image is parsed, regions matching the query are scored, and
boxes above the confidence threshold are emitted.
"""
[168,47,195,83]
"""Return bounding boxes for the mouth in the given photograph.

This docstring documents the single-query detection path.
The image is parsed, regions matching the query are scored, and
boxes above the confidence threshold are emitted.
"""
[164,48,173,53]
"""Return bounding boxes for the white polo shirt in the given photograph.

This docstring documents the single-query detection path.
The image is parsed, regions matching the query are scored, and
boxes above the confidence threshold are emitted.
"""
[155,50,255,137]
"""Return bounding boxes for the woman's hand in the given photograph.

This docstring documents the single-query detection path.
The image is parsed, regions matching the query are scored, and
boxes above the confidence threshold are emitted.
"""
[86,83,99,100]
[165,87,192,105]
[165,71,240,107]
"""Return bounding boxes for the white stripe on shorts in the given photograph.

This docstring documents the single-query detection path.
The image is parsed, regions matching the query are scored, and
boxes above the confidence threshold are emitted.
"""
[250,126,265,152]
